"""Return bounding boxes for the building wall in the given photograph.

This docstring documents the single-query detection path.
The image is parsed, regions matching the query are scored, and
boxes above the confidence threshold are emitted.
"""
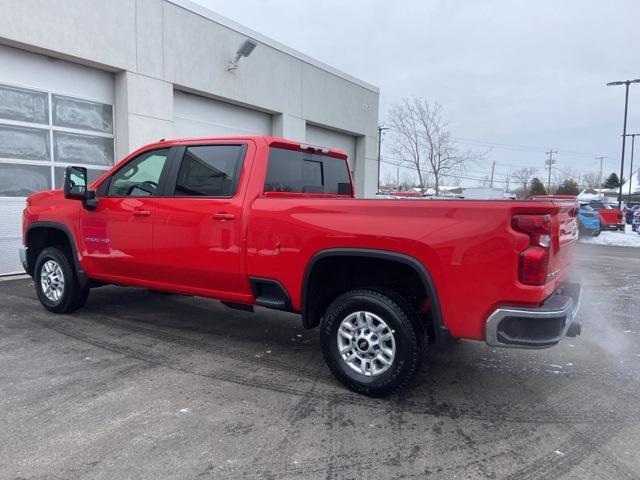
[0,0,379,197]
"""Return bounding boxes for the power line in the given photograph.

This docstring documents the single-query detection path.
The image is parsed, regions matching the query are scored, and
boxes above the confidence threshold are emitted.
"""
[378,157,600,190]
[450,136,608,158]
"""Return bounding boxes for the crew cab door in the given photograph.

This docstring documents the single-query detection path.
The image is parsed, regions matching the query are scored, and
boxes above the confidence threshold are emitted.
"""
[79,148,172,282]
[151,142,253,300]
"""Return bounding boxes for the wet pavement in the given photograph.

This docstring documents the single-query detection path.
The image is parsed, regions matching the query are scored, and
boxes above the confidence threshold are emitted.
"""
[1,243,639,479]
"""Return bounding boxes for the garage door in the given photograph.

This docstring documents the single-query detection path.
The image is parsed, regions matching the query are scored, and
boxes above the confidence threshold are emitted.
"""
[305,124,357,173]
[0,45,114,275]
[174,91,272,138]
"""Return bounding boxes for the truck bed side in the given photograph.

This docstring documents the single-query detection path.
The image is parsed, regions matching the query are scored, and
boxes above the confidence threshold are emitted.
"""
[246,198,577,341]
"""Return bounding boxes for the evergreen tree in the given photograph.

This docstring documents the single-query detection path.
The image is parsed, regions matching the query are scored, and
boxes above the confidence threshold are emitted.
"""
[529,177,547,195]
[556,179,580,195]
[603,172,621,189]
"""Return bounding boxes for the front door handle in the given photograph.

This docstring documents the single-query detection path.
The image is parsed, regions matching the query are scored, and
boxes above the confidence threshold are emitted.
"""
[132,209,151,217]
[213,212,235,221]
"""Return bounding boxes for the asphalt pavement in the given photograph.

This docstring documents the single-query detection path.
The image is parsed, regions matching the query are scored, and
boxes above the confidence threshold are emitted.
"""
[1,243,639,479]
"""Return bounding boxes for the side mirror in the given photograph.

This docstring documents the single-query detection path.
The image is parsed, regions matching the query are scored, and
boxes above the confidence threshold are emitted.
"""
[64,166,88,200]
[64,166,98,210]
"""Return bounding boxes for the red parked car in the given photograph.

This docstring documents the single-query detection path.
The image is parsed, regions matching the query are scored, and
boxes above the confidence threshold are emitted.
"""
[587,200,624,231]
[20,136,581,396]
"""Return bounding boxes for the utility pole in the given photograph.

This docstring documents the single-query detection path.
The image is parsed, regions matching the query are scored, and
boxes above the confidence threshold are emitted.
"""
[623,133,639,203]
[607,79,640,209]
[376,126,390,194]
[595,156,607,189]
[489,160,496,188]
[545,150,558,193]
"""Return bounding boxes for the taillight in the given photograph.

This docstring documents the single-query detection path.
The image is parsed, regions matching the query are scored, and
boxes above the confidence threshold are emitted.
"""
[512,214,551,285]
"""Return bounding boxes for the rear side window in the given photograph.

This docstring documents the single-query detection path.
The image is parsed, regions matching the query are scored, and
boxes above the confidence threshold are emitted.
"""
[174,145,245,197]
[264,148,352,194]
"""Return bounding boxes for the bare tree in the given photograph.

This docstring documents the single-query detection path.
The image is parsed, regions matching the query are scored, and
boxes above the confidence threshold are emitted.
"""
[581,171,601,189]
[551,167,580,193]
[503,168,512,191]
[511,167,537,196]
[387,99,426,192]
[479,175,491,187]
[388,97,482,195]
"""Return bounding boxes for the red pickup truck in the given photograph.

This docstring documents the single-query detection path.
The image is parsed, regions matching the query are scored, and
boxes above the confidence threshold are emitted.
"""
[21,136,581,396]
[586,200,625,231]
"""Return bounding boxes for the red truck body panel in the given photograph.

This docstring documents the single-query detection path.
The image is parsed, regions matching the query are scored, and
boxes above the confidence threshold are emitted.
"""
[596,208,623,230]
[23,136,578,342]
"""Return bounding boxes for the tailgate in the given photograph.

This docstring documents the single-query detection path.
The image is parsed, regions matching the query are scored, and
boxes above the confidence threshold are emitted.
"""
[549,201,578,286]
[599,209,622,225]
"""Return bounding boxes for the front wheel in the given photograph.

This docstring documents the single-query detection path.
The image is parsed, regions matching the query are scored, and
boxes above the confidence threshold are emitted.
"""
[34,247,89,313]
[320,289,423,397]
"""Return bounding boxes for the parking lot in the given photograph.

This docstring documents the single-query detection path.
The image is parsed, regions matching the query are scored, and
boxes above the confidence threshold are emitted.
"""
[1,243,639,479]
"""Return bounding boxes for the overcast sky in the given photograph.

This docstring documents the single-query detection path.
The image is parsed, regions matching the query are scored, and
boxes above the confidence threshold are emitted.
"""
[195,0,640,188]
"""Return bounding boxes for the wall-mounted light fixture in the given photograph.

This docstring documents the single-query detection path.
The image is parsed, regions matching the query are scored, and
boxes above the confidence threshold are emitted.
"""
[226,38,258,71]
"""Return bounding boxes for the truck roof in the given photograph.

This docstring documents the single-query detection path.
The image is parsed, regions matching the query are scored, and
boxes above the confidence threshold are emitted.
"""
[148,135,349,160]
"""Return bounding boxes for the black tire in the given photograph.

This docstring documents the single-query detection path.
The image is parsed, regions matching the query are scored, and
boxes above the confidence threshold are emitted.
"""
[34,246,89,314]
[592,229,601,237]
[320,289,423,397]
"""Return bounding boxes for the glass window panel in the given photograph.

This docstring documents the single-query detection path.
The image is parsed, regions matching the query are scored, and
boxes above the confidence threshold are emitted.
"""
[54,167,105,189]
[174,145,244,197]
[108,149,169,197]
[53,131,114,166]
[52,94,113,133]
[0,124,50,161]
[0,163,51,196]
[264,148,352,194]
[0,84,48,124]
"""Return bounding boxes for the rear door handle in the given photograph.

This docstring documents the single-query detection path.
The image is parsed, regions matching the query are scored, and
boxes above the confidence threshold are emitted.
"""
[213,212,235,221]
[132,209,151,217]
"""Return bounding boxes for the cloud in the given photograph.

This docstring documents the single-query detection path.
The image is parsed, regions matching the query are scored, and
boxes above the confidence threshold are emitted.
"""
[194,0,640,184]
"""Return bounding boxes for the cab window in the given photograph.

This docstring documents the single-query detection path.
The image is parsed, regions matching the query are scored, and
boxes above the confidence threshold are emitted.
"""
[107,149,169,197]
[173,145,245,197]
[264,148,352,195]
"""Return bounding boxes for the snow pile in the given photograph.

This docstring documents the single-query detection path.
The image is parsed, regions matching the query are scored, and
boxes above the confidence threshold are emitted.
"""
[579,228,640,248]
[620,169,640,196]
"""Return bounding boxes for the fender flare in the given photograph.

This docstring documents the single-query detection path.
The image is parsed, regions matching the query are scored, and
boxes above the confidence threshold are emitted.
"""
[300,248,450,343]
[25,221,89,288]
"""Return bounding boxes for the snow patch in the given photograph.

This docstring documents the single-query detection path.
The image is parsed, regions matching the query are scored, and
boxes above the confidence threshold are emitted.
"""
[579,229,640,248]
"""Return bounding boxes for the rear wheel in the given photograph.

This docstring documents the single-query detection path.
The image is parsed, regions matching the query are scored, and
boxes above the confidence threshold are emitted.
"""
[320,289,423,397]
[34,247,89,313]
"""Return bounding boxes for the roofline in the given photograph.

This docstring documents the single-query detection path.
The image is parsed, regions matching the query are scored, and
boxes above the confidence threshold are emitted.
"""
[167,0,380,94]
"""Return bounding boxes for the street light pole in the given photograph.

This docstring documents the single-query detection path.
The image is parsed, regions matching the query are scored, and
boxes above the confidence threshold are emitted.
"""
[623,133,639,204]
[377,126,390,194]
[607,79,640,209]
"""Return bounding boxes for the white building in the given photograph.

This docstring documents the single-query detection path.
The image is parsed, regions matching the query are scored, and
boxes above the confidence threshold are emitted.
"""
[0,0,380,275]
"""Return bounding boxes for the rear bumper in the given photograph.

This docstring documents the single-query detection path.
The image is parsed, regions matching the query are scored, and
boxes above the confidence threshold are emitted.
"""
[485,282,582,348]
[601,223,624,231]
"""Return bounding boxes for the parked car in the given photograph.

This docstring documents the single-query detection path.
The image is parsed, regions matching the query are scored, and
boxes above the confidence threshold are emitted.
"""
[588,200,624,231]
[20,136,582,396]
[625,205,640,225]
[577,204,600,237]
[633,209,640,233]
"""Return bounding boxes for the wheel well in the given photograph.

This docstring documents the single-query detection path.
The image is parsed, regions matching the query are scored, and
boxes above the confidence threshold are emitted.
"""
[25,226,74,277]
[302,253,441,341]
